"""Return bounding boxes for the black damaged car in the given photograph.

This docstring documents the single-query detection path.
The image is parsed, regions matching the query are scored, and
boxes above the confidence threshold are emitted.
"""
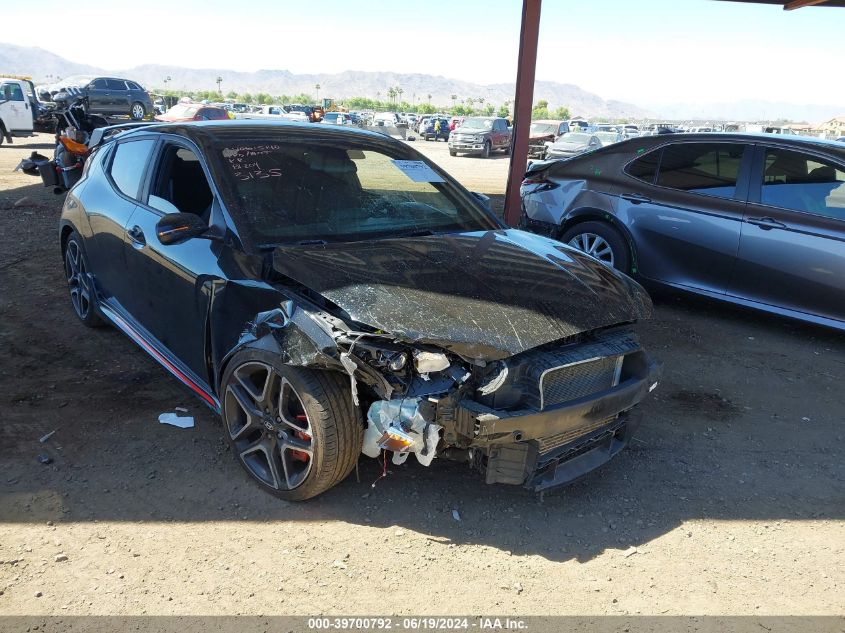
[59,120,659,500]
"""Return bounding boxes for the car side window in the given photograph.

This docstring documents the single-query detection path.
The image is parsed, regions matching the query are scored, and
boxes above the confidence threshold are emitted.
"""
[655,143,745,199]
[1,82,24,101]
[106,79,127,91]
[109,139,156,200]
[89,79,108,89]
[626,148,662,184]
[760,148,845,220]
[126,81,141,91]
[149,145,214,221]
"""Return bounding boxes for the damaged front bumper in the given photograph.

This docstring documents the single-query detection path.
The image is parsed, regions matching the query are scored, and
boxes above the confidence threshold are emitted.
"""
[464,356,660,491]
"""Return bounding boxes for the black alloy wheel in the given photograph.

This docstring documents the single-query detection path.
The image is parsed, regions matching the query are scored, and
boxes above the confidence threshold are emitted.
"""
[221,351,363,501]
[64,232,104,327]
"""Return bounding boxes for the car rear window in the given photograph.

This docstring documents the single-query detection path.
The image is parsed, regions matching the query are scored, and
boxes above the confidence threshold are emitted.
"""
[656,143,745,199]
[126,81,142,91]
[626,148,662,183]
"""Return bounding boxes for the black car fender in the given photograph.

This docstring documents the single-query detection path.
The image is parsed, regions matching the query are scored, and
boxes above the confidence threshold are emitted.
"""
[209,281,343,397]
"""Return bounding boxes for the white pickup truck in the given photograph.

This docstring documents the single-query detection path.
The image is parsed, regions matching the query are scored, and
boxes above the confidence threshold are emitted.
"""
[234,105,307,122]
[0,77,37,145]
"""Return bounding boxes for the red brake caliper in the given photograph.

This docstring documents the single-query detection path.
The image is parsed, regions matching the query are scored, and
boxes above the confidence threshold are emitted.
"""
[291,414,311,462]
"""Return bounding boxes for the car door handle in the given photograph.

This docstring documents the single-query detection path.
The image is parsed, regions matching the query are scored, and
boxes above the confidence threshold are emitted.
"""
[747,216,787,230]
[621,192,651,204]
[127,225,146,245]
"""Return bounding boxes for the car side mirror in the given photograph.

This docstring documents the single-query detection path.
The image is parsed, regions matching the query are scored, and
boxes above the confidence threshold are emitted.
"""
[156,213,211,245]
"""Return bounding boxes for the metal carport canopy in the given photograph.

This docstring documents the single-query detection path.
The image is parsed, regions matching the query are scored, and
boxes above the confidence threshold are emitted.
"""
[502,0,845,226]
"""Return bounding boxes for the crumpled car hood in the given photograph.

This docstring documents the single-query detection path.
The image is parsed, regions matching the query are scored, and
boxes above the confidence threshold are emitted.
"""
[272,229,652,361]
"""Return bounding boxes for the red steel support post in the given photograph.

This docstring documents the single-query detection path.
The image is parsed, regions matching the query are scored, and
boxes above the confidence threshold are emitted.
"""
[503,0,542,226]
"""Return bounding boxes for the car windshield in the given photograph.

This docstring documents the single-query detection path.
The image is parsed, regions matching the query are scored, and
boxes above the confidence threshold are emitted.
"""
[166,104,198,118]
[55,75,97,89]
[461,118,494,130]
[558,133,592,144]
[530,123,557,135]
[209,134,500,246]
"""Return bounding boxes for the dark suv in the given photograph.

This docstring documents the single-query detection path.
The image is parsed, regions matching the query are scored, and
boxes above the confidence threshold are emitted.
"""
[54,76,154,120]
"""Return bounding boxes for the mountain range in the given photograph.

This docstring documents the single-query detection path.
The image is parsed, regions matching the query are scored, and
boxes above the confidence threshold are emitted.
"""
[2,43,842,122]
[0,43,654,119]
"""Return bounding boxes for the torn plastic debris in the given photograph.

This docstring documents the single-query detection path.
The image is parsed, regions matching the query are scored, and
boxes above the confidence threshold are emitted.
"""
[413,350,450,374]
[339,352,360,406]
[158,413,194,429]
[363,399,441,467]
[478,362,508,395]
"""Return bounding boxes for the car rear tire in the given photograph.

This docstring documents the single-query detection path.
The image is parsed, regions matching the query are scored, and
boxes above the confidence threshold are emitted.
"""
[560,221,631,273]
[221,350,364,501]
[130,102,146,120]
[481,141,491,158]
[63,232,106,328]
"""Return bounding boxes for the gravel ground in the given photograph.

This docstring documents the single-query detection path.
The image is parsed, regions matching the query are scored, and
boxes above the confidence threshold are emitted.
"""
[0,133,842,618]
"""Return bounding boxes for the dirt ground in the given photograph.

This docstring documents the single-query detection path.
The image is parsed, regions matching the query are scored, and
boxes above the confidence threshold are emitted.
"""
[0,133,843,618]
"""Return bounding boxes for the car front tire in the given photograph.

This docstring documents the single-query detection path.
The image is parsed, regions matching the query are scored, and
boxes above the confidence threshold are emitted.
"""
[221,350,364,501]
[481,141,491,158]
[560,221,631,273]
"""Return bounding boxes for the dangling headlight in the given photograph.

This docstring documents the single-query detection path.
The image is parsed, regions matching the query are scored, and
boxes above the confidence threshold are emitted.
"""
[387,352,408,372]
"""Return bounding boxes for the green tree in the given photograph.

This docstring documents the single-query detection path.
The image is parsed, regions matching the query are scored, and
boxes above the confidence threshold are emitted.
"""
[552,106,571,120]
[484,104,495,116]
[225,90,238,100]
[255,92,273,105]
[532,100,551,120]
[497,103,510,118]
[241,93,254,104]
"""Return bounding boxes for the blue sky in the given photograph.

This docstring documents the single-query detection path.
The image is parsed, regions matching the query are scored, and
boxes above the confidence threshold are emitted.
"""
[4,0,844,106]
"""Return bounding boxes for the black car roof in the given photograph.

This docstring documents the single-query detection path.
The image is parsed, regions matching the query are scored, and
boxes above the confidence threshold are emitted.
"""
[115,119,400,144]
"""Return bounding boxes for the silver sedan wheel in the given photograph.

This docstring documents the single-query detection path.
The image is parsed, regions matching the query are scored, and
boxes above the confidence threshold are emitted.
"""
[568,232,615,266]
